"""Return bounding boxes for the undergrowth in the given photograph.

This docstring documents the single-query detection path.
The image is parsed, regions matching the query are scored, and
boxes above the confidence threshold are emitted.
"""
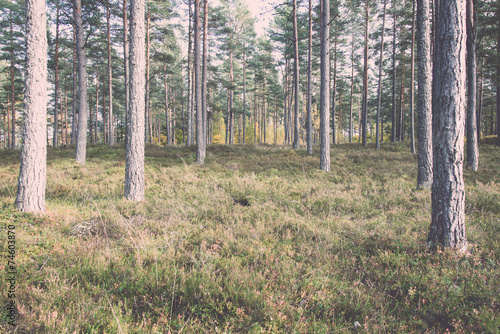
[0,143,498,333]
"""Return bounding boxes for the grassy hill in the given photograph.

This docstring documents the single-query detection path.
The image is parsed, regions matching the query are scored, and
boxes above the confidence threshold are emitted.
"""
[0,143,499,333]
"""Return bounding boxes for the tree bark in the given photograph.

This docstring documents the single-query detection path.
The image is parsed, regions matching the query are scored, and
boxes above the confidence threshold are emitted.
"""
[332,31,338,146]
[242,44,247,144]
[71,26,78,145]
[416,0,433,189]
[74,0,88,164]
[466,0,478,170]
[195,0,205,164]
[292,0,300,149]
[202,0,208,144]
[186,0,193,146]
[376,0,387,151]
[391,0,397,142]
[125,0,146,201]
[123,0,129,146]
[361,1,369,147]
[410,0,416,154]
[53,0,60,147]
[428,0,467,252]
[306,0,313,154]
[145,11,150,143]
[107,0,114,145]
[10,9,16,149]
[349,30,354,144]
[16,0,47,212]
[320,0,330,171]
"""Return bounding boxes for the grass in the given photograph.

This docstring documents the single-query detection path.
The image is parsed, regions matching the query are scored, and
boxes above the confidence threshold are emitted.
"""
[0,142,499,333]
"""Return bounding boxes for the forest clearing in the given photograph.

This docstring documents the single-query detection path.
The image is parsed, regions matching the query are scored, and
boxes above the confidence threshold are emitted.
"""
[0,143,499,332]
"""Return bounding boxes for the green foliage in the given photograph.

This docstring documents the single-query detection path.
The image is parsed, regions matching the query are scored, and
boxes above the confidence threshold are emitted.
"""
[0,144,499,332]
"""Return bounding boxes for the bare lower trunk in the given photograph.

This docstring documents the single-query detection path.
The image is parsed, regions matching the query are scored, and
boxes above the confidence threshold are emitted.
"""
[376,0,387,151]
[416,0,433,189]
[466,0,478,170]
[361,1,369,147]
[16,0,47,213]
[306,0,313,154]
[319,0,330,171]
[74,0,88,164]
[125,0,146,201]
[123,0,129,145]
[392,0,397,142]
[292,0,300,149]
[202,0,208,144]
[428,0,467,252]
[410,0,416,154]
[107,0,114,145]
[194,0,205,165]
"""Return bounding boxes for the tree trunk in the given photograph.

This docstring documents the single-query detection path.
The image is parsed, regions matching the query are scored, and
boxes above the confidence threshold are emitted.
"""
[497,4,500,145]
[125,0,146,201]
[376,0,387,151]
[410,0,416,154]
[428,0,467,252]
[107,0,114,145]
[123,0,129,145]
[165,69,171,145]
[306,0,313,154]
[194,0,205,165]
[53,0,60,147]
[349,30,355,144]
[416,0,433,188]
[332,31,338,146]
[319,0,330,171]
[186,0,193,146]
[229,49,234,145]
[10,9,16,149]
[16,0,47,212]
[466,0,478,170]
[74,0,88,164]
[292,0,300,149]
[145,11,150,143]
[361,1,369,147]
[477,62,483,140]
[202,0,208,144]
[71,26,78,145]
[242,45,247,144]
[392,0,397,142]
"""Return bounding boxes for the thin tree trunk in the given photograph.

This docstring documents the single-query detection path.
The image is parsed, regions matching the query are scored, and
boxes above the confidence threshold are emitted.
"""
[194,0,205,164]
[10,9,15,149]
[74,0,88,164]
[107,0,114,145]
[477,62,483,140]
[306,0,313,154]
[242,43,247,144]
[125,0,146,201]
[332,31,338,146]
[145,11,150,143]
[349,30,355,144]
[165,70,171,145]
[416,0,433,188]
[229,49,234,145]
[428,0,467,252]
[53,0,60,147]
[186,0,193,146]
[361,1,369,147]
[392,0,397,142]
[292,0,300,149]
[466,0,478,170]
[71,26,78,145]
[123,0,129,145]
[376,0,387,151]
[320,0,330,171]
[410,0,416,154]
[202,0,208,144]
[16,0,47,212]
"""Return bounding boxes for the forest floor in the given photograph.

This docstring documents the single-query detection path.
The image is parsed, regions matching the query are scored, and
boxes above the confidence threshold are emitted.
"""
[0,142,499,333]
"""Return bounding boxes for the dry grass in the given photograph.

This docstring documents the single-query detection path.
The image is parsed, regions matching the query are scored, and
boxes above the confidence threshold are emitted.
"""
[0,142,498,333]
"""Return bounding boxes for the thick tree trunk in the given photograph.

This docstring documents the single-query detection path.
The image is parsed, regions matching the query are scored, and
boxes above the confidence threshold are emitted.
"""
[410,0,416,154]
[74,0,88,164]
[194,0,205,164]
[466,0,478,170]
[416,0,433,189]
[53,0,60,147]
[306,0,313,154]
[376,0,387,151]
[428,0,467,252]
[292,0,300,149]
[361,1,369,147]
[16,0,47,213]
[319,0,330,171]
[107,0,114,145]
[125,0,146,201]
